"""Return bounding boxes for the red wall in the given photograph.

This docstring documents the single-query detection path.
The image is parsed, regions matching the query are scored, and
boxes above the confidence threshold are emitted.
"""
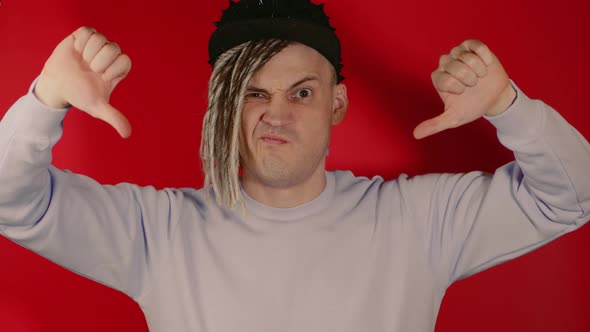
[1,0,589,331]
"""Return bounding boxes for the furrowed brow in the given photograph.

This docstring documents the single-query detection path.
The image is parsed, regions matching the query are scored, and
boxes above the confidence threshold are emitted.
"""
[246,75,320,93]
[288,75,319,90]
[245,86,270,94]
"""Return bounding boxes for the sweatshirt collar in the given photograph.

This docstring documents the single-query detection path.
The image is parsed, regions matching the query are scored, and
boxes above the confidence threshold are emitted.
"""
[239,171,335,221]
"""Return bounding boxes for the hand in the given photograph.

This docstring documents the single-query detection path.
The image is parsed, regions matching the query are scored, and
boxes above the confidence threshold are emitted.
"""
[34,26,132,138]
[413,39,516,140]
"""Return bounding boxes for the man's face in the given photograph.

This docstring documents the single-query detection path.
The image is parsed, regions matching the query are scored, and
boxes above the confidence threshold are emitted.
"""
[239,42,348,189]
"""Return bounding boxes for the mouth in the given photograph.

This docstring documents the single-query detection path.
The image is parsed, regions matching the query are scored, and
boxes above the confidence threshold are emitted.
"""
[259,135,289,145]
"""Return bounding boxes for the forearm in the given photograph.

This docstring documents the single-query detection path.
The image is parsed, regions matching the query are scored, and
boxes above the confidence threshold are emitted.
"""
[410,82,590,284]
[0,82,159,298]
[487,82,590,224]
[0,79,69,227]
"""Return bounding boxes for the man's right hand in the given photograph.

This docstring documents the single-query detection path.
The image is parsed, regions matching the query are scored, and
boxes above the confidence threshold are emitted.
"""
[34,26,132,138]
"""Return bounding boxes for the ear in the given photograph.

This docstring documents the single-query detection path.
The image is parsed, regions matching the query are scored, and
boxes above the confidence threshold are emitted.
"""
[331,83,348,125]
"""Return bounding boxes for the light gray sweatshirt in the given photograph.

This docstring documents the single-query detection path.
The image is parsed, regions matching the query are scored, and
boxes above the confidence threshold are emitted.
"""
[1,80,589,332]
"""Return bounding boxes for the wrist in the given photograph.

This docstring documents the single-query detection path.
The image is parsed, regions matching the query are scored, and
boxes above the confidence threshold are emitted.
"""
[34,75,70,109]
[485,83,517,117]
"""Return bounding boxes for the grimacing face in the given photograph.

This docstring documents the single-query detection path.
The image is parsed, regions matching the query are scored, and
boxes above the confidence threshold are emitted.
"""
[238,42,348,189]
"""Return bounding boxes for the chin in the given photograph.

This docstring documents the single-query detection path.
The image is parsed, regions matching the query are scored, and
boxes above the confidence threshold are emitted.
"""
[256,167,301,188]
[242,150,326,189]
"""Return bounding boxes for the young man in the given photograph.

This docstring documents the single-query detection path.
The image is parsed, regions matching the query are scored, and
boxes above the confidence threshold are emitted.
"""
[0,0,588,331]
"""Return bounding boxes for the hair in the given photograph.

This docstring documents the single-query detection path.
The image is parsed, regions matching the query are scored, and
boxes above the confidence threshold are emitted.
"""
[200,38,291,209]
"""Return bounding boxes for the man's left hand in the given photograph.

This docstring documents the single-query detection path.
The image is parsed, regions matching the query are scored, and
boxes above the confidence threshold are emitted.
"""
[413,39,517,140]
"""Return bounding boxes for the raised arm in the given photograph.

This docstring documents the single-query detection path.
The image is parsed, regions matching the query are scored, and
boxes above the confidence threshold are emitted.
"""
[0,27,171,300]
[35,26,132,137]
[401,40,590,286]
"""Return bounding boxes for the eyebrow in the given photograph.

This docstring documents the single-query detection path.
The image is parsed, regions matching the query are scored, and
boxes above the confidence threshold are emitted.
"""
[246,75,320,94]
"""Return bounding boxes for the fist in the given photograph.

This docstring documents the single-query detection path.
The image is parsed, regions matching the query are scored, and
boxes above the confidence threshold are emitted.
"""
[413,39,516,140]
[35,26,132,138]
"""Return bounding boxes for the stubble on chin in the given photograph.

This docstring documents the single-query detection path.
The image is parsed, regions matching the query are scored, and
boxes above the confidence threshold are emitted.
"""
[254,154,298,188]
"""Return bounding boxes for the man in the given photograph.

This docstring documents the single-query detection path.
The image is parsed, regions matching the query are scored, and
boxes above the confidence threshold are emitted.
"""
[0,0,588,331]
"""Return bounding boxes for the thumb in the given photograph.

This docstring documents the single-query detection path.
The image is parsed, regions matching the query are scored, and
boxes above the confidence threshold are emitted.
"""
[413,112,455,140]
[88,101,132,138]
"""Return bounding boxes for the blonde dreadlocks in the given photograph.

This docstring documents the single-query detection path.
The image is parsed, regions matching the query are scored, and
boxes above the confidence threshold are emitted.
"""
[200,39,291,209]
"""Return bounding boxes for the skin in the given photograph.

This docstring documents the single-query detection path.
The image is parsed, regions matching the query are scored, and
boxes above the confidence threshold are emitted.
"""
[34,27,516,208]
[35,27,132,138]
[415,39,516,138]
[238,43,348,208]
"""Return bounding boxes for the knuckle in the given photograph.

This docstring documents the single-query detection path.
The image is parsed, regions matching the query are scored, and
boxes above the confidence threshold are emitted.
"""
[431,71,443,85]
[78,26,96,34]
[110,42,121,52]
[455,66,475,82]
[86,33,107,47]
[460,53,478,68]
[464,38,480,47]
[94,33,107,42]
[89,62,102,72]
[474,43,489,54]
[441,76,457,91]
[450,46,462,56]
[456,69,468,81]
[119,54,132,70]
[119,53,131,64]
[431,70,438,81]
[105,42,121,54]
[438,54,450,66]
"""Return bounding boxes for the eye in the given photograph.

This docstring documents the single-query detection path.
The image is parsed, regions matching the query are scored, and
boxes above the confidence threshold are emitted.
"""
[245,92,266,99]
[294,88,312,99]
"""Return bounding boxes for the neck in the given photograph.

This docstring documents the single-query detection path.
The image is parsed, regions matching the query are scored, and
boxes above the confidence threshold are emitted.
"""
[241,166,327,208]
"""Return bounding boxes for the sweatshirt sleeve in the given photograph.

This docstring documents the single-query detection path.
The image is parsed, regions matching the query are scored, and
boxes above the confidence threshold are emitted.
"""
[0,79,174,300]
[399,82,590,288]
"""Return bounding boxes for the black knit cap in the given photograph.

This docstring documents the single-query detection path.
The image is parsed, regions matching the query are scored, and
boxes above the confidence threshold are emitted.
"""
[208,0,344,82]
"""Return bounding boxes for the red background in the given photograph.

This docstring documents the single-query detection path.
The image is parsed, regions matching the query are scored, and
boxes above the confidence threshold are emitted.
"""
[1,0,589,331]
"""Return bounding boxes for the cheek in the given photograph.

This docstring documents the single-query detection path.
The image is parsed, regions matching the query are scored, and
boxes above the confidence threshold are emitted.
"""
[241,107,261,137]
[239,111,258,155]
[313,97,336,125]
[299,108,333,143]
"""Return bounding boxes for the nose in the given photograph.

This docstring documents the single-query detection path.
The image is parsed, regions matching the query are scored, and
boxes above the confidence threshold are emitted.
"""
[261,97,293,127]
